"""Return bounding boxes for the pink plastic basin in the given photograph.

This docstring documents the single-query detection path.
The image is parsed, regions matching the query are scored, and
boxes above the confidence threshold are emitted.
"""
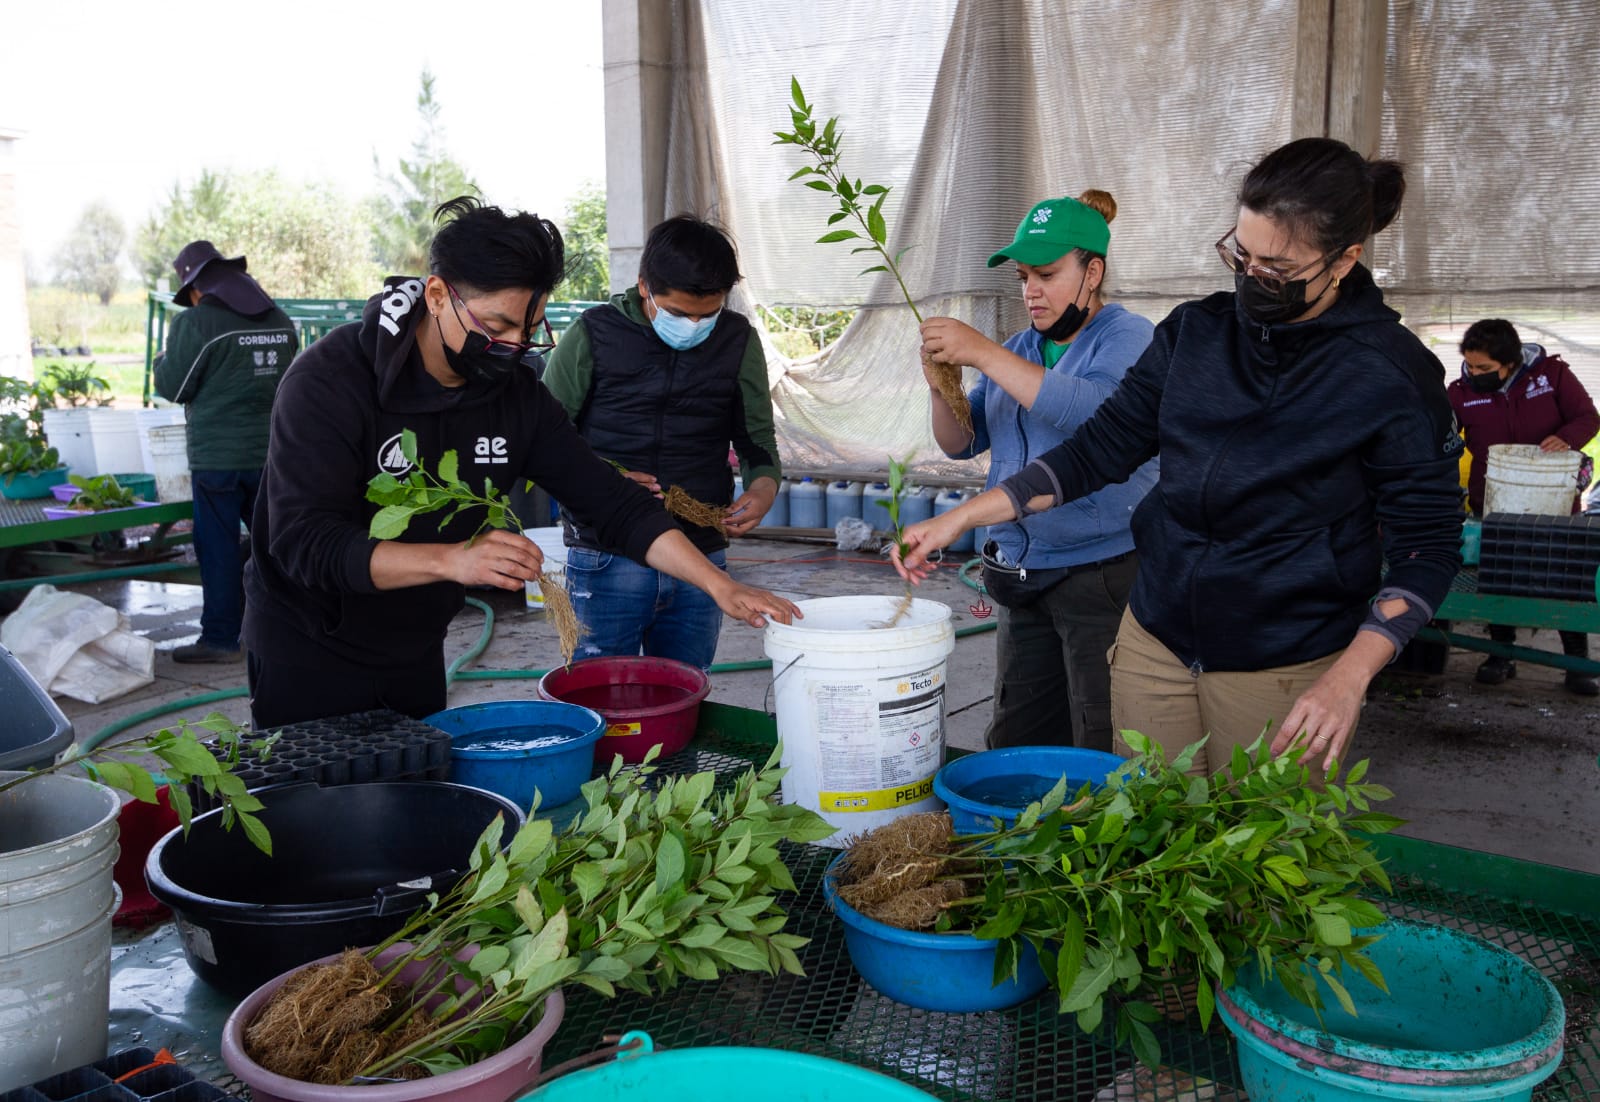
[538,655,710,764]
[221,943,565,1102]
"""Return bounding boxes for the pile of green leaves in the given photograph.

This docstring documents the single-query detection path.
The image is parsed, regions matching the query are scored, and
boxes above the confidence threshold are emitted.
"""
[63,473,139,511]
[0,712,278,855]
[930,733,1400,1067]
[366,429,521,540]
[342,748,835,1079]
[0,439,61,477]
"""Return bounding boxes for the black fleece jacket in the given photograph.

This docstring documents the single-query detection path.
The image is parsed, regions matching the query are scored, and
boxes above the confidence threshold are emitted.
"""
[1001,264,1464,672]
[243,276,676,670]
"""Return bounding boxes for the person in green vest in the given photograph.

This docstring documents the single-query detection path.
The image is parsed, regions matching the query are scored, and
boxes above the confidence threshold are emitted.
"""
[154,241,298,663]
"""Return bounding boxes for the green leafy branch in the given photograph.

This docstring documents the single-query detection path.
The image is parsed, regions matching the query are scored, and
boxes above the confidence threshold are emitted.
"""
[0,712,278,855]
[366,429,522,541]
[344,747,835,1079]
[774,78,921,321]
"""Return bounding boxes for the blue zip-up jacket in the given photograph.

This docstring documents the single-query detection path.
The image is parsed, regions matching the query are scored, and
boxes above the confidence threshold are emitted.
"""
[949,302,1156,570]
[1001,264,1464,672]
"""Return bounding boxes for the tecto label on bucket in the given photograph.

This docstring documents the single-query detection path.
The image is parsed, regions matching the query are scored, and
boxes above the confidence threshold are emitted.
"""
[810,662,944,813]
[605,722,643,738]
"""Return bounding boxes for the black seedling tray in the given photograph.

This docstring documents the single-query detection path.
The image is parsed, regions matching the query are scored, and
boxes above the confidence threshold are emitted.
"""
[1,1049,230,1102]
[1478,513,1600,603]
[188,708,452,812]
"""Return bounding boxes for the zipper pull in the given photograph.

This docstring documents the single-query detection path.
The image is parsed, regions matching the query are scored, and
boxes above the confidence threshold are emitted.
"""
[1019,567,1028,582]
[1259,324,1270,342]
[1189,659,1203,678]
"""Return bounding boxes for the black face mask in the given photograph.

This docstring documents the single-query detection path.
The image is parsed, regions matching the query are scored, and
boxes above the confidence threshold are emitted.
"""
[437,317,518,386]
[1235,272,1317,326]
[1466,370,1504,394]
[1035,267,1093,342]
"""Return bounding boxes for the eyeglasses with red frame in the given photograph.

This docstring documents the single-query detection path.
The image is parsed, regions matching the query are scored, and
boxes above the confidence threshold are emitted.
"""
[1214,228,1340,294]
[444,280,556,357]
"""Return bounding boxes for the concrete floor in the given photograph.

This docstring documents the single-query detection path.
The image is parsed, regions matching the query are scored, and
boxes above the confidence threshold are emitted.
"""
[40,536,1600,876]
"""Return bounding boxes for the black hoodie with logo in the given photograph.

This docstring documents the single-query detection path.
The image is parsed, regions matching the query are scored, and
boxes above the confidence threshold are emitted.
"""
[243,277,676,672]
[1000,263,1465,673]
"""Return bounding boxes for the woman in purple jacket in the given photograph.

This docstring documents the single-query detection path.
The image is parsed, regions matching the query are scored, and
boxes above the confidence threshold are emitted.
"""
[1449,318,1600,695]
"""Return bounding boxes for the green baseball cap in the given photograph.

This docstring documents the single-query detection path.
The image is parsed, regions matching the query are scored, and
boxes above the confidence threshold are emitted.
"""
[986,197,1110,268]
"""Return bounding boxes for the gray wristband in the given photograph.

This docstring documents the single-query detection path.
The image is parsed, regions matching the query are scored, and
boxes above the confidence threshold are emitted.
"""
[1359,586,1435,659]
[998,459,1064,517]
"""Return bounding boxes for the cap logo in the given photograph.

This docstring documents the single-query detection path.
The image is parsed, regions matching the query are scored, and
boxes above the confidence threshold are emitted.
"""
[1032,207,1053,225]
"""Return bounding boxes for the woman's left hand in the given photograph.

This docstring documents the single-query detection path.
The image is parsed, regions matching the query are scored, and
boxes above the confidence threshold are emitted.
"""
[1271,662,1368,773]
[1539,434,1570,452]
[920,317,993,370]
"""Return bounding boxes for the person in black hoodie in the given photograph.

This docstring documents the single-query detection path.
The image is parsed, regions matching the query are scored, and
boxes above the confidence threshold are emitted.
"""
[894,138,1464,775]
[242,197,798,729]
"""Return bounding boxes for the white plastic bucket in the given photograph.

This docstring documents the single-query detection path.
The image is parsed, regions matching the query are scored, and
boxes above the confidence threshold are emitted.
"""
[135,406,186,473]
[148,424,191,503]
[763,595,954,847]
[1484,444,1580,516]
[524,527,569,610]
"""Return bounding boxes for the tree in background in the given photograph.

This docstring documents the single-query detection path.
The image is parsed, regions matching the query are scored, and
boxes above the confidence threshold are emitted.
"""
[135,171,381,298]
[559,180,609,301]
[55,201,125,306]
[371,69,478,274]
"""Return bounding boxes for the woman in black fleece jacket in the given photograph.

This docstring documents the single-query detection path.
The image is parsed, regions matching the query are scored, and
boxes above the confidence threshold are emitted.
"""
[896,139,1464,774]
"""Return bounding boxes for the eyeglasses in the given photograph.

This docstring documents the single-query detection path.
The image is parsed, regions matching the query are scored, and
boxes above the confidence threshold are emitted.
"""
[444,281,557,357]
[1214,228,1339,294]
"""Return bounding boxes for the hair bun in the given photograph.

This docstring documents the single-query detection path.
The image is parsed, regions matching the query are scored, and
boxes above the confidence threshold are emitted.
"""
[1076,189,1118,225]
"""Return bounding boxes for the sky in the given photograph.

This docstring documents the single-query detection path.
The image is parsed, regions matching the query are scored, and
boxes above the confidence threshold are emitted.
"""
[0,0,607,274]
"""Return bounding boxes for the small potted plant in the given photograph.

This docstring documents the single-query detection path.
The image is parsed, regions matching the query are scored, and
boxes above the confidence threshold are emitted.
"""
[0,439,69,500]
[42,473,155,519]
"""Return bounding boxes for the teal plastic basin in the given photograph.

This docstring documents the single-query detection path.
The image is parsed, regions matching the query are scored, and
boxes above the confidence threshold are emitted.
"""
[1218,918,1564,1101]
[0,466,70,500]
[521,1031,939,1100]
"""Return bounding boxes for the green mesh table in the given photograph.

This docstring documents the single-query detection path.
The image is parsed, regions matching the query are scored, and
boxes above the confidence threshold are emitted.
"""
[0,497,195,592]
[106,703,1600,1100]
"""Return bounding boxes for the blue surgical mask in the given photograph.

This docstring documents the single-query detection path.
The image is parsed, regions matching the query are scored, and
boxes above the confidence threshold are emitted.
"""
[648,291,720,350]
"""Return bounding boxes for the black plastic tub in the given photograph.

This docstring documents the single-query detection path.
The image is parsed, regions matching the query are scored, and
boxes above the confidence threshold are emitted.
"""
[145,781,523,996]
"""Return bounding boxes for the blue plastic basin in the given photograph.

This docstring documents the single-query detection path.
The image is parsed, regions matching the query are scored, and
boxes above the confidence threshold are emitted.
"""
[823,854,1047,1013]
[426,700,604,811]
[1218,918,1565,1102]
[934,746,1126,834]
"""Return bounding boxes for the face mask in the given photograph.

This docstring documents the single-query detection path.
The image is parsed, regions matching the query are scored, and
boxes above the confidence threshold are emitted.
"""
[437,316,518,386]
[1466,370,1504,394]
[1236,272,1319,326]
[649,292,720,351]
[1035,266,1093,343]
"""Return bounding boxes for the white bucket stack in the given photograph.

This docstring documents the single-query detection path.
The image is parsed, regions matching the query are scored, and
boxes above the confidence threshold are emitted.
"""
[763,595,954,847]
[1483,444,1581,516]
[147,424,191,502]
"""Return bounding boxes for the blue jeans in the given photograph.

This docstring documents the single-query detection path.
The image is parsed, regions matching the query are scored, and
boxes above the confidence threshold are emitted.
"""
[192,468,261,650]
[564,547,726,670]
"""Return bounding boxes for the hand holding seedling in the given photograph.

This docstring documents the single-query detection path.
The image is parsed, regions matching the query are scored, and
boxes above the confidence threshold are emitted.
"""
[441,528,544,590]
[724,475,778,537]
[919,317,996,370]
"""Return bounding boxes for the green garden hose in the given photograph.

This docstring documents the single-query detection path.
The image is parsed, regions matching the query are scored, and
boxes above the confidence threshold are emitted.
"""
[84,591,997,750]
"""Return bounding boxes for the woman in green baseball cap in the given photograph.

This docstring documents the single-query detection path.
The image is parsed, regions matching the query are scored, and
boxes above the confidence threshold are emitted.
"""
[917,189,1157,754]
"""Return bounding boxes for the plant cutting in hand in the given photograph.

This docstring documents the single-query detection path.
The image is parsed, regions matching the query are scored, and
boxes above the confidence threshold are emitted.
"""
[0,712,278,854]
[365,429,581,665]
[60,473,139,512]
[877,454,916,627]
[242,745,835,1082]
[833,732,1402,1068]
[774,77,972,433]
[602,457,730,531]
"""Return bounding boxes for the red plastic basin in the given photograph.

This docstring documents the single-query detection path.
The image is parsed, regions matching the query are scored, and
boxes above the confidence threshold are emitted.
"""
[538,656,709,764]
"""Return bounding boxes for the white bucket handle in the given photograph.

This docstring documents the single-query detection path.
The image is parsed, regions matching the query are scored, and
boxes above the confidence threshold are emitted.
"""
[762,652,806,714]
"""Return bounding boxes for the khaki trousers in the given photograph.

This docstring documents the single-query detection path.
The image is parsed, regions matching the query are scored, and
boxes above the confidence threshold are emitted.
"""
[1108,608,1348,775]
